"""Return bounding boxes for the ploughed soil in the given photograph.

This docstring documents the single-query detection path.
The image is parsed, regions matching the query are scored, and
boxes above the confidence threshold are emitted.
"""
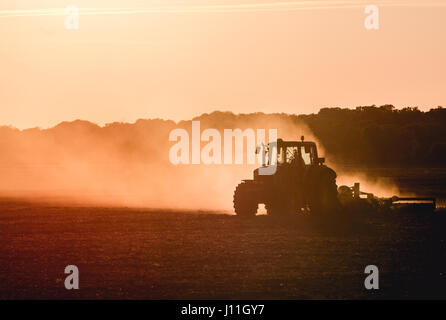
[0,198,445,299]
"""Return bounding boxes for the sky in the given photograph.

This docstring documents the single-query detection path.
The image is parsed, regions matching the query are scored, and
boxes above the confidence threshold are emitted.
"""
[0,0,445,129]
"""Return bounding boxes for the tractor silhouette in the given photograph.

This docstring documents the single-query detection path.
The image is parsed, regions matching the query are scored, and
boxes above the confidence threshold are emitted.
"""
[233,137,339,216]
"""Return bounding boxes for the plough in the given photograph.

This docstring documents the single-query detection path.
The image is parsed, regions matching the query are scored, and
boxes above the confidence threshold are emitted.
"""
[338,183,436,212]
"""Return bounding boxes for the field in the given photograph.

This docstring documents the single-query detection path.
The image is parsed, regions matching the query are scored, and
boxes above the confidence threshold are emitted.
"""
[0,198,444,299]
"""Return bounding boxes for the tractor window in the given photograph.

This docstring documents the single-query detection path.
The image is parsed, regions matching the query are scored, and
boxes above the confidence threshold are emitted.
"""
[285,146,299,163]
[280,144,318,165]
[301,146,311,165]
[277,147,285,164]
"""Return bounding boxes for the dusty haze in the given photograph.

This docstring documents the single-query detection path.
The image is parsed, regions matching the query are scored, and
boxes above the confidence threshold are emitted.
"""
[0,111,400,211]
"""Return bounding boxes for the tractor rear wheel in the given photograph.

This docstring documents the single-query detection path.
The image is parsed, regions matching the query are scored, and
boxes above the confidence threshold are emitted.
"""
[306,171,340,216]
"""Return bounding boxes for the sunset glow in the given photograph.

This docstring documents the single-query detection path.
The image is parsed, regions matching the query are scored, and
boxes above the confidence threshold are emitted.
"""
[1,0,445,129]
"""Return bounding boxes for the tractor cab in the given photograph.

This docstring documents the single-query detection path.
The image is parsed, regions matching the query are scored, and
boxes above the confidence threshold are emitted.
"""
[253,137,326,180]
[275,137,324,167]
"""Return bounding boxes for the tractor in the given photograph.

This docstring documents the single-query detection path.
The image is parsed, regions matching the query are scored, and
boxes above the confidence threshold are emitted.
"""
[233,137,340,216]
[233,137,436,216]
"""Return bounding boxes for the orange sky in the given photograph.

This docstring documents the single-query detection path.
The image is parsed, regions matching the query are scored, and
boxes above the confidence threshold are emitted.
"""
[0,0,445,129]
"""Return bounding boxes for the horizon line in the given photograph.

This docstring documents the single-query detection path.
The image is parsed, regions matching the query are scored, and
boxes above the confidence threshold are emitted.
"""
[1,104,443,131]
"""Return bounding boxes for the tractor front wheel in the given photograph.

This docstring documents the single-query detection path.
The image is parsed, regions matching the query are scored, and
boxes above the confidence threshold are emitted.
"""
[233,182,258,217]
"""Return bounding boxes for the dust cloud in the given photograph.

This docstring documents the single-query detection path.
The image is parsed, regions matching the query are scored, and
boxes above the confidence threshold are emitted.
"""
[0,112,399,211]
